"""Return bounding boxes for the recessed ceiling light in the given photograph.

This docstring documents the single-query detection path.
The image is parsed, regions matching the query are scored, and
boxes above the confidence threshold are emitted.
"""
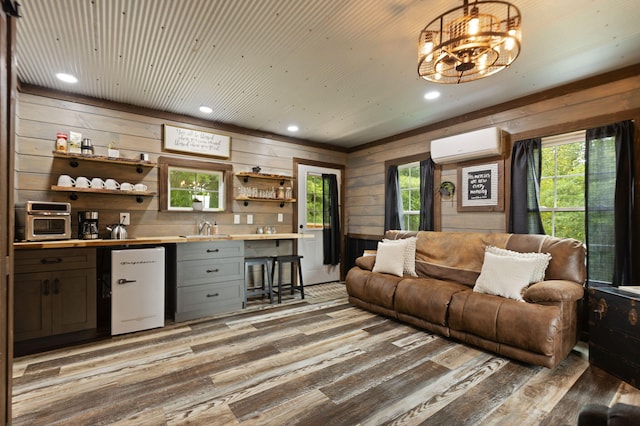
[287,125,299,132]
[199,105,213,114]
[56,73,78,83]
[424,91,440,100]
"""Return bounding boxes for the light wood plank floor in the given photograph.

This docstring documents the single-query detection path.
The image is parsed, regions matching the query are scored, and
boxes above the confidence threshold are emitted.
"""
[12,283,640,425]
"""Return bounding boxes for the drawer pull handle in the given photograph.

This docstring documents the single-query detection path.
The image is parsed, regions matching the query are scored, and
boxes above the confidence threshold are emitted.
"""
[41,257,62,264]
[206,293,219,298]
[206,269,219,273]
[206,249,220,253]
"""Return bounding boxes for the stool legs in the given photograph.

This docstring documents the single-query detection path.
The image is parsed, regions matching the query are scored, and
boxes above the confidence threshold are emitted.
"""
[270,256,304,303]
[244,257,273,305]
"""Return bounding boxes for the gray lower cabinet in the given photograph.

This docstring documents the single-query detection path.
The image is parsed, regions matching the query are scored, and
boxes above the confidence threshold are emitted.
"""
[14,248,97,342]
[175,241,244,322]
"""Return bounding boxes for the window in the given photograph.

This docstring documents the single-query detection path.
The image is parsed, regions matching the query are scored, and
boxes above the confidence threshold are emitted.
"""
[158,157,232,212]
[398,162,420,231]
[306,173,323,229]
[168,167,224,211]
[539,131,586,241]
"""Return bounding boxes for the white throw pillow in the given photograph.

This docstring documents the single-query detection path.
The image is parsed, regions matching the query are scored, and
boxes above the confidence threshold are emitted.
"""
[372,240,407,277]
[486,245,551,282]
[382,237,418,277]
[473,251,542,301]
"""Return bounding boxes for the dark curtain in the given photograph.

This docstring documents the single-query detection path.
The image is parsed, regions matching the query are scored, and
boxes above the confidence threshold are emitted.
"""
[508,138,545,234]
[586,120,636,286]
[419,158,435,231]
[322,173,340,265]
[384,165,404,231]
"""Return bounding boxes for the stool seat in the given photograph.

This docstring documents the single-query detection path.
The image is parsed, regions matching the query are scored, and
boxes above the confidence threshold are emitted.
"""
[270,255,304,303]
[244,256,273,305]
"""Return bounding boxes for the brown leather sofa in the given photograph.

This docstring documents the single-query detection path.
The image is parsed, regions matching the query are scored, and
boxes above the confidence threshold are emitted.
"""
[346,231,586,368]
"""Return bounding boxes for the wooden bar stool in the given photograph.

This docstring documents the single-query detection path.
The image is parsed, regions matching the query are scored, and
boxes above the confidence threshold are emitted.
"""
[270,255,304,303]
[244,257,273,305]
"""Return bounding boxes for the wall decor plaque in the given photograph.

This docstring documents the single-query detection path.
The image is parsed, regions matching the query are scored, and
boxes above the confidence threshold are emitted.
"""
[163,124,231,159]
[457,159,504,212]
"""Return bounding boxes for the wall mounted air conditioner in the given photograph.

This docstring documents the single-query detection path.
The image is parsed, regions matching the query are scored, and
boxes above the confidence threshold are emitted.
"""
[430,127,505,164]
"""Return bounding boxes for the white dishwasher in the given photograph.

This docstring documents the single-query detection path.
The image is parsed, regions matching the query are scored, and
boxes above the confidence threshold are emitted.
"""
[111,247,165,335]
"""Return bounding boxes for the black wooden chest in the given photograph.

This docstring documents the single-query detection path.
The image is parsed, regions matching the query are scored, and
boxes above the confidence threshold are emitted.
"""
[588,286,640,389]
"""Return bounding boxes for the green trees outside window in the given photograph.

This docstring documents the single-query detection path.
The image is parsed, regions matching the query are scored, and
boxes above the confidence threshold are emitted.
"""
[398,162,420,231]
[540,134,586,241]
[168,167,224,211]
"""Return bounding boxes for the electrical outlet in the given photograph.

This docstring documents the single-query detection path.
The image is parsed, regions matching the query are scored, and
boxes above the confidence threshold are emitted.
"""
[234,214,240,224]
[119,212,130,225]
[277,213,283,222]
[247,214,253,225]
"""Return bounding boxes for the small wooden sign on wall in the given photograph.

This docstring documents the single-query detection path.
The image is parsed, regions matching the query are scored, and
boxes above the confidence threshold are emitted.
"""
[163,124,231,159]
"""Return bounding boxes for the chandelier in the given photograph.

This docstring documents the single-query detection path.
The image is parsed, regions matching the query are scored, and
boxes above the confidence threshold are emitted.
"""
[417,0,522,84]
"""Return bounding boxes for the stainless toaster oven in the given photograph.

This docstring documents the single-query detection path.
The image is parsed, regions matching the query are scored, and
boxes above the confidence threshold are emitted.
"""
[16,201,72,241]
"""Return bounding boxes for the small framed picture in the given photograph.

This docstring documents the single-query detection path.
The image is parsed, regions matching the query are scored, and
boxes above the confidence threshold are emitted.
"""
[457,159,504,212]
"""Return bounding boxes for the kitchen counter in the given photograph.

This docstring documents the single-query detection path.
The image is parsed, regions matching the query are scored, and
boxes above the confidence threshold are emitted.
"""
[14,233,313,249]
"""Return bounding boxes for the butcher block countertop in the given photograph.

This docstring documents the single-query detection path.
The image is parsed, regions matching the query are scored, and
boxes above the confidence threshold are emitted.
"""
[14,233,313,250]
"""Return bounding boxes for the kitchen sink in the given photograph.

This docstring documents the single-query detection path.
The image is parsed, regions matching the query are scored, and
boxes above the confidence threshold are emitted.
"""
[179,234,230,240]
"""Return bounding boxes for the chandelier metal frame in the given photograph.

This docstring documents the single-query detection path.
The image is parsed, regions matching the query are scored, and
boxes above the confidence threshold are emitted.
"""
[418,0,522,84]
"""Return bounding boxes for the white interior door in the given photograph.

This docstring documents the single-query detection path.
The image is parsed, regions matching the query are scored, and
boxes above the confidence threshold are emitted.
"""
[297,164,341,285]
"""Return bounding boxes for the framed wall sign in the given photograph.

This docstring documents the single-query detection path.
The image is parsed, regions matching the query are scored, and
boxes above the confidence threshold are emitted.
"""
[163,124,231,159]
[457,159,504,212]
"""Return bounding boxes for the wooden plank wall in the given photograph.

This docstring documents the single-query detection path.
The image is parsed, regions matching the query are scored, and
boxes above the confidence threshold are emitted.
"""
[347,73,640,236]
[15,93,347,239]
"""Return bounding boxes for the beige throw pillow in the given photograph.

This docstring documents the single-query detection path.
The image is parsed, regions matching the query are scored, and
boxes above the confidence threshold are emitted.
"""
[486,245,551,282]
[382,237,418,277]
[473,251,542,301]
[372,240,407,277]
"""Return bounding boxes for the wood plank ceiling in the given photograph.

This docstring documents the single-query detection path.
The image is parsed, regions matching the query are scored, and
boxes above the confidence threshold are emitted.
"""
[15,0,640,148]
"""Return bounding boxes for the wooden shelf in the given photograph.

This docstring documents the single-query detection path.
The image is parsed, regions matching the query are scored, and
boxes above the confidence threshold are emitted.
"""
[52,151,155,173]
[235,171,293,185]
[51,186,155,203]
[234,196,296,207]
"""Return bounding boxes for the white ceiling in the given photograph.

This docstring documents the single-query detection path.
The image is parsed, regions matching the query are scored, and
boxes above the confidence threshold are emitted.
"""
[15,0,640,149]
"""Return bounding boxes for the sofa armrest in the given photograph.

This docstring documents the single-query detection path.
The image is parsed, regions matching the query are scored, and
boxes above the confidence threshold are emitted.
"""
[355,255,376,271]
[523,280,584,303]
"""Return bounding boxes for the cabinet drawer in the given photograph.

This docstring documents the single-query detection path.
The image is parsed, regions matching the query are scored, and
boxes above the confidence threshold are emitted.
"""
[177,258,243,286]
[177,241,243,261]
[15,248,96,274]
[175,280,243,322]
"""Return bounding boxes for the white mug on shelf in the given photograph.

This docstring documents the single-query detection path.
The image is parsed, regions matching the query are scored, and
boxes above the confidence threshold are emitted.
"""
[57,175,75,187]
[90,177,105,189]
[75,176,90,188]
[120,182,134,191]
[133,183,148,192]
[104,178,120,190]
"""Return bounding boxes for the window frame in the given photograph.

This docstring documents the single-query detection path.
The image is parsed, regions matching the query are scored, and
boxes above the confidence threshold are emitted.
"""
[397,161,421,231]
[158,156,233,212]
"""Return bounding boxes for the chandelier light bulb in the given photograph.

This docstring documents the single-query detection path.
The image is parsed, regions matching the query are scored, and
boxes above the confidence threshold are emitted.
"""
[505,37,515,51]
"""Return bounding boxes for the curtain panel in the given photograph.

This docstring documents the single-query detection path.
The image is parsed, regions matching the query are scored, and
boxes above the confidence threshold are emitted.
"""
[322,173,341,265]
[585,120,636,286]
[508,138,545,234]
[384,165,404,231]
[419,158,435,231]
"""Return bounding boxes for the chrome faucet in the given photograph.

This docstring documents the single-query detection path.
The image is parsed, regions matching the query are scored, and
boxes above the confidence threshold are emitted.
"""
[198,219,212,235]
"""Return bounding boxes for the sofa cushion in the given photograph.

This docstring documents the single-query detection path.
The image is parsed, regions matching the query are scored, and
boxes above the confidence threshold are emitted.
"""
[486,245,551,282]
[372,240,406,277]
[394,277,469,326]
[449,291,560,356]
[473,251,544,301]
[414,231,511,286]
